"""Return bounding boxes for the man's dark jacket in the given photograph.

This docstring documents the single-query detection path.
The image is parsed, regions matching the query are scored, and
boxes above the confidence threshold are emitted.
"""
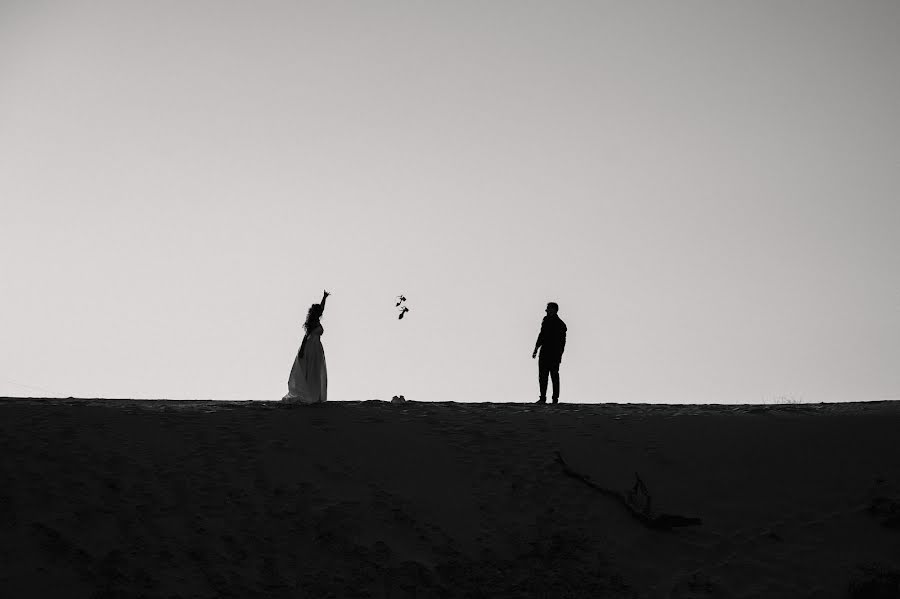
[536,315,567,363]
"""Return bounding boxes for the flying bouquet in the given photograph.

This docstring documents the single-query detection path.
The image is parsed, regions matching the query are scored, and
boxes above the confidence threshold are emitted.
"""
[395,295,410,320]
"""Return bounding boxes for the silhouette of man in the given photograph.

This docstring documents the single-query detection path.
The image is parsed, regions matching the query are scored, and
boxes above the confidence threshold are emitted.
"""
[532,302,567,404]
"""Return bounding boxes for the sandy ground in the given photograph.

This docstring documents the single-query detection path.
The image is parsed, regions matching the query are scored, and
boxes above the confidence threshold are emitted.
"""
[1,398,898,598]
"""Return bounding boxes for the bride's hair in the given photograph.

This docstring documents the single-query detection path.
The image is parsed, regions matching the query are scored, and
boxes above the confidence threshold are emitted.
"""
[304,303,322,331]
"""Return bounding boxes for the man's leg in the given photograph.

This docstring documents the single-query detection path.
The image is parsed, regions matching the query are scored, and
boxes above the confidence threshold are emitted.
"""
[538,360,549,402]
[550,364,560,403]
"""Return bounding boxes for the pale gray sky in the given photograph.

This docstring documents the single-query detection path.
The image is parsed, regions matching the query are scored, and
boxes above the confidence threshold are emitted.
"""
[2,1,898,403]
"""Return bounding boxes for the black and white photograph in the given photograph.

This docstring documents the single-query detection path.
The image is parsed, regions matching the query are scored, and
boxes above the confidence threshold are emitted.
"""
[2,2,899,597]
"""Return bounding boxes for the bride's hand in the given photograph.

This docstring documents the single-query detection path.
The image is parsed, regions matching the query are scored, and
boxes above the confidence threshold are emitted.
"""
[323,290,331,297]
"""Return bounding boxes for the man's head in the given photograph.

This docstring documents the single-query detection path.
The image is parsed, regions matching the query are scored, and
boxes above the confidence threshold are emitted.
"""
[545,302,559,315]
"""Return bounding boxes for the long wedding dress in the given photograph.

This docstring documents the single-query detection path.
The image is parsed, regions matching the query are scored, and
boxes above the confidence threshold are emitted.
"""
[282,324,327,403]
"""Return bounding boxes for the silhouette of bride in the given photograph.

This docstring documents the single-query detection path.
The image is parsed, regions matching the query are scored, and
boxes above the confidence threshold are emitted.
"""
[283,290,329,404]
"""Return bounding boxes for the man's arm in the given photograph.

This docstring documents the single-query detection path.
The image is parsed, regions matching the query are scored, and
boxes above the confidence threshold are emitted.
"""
[532,319,545,359]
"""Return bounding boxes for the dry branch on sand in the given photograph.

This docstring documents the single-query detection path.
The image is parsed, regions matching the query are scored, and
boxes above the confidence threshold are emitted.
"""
[554,451,702,531]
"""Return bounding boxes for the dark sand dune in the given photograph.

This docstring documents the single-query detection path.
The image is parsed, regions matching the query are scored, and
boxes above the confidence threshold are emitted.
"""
[1,399,898,598]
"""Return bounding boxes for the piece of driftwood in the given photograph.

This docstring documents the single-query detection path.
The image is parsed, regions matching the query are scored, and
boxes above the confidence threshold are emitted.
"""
[554,451,702,530]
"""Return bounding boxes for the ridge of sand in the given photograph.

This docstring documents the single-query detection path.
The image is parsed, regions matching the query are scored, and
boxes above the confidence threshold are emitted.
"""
[2,399,898,598]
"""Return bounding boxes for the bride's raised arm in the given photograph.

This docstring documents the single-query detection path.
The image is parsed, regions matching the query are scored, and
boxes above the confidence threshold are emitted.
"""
[319,289,330,316]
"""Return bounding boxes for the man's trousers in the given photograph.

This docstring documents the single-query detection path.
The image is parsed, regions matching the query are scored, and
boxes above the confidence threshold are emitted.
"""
[538,353,561,402]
